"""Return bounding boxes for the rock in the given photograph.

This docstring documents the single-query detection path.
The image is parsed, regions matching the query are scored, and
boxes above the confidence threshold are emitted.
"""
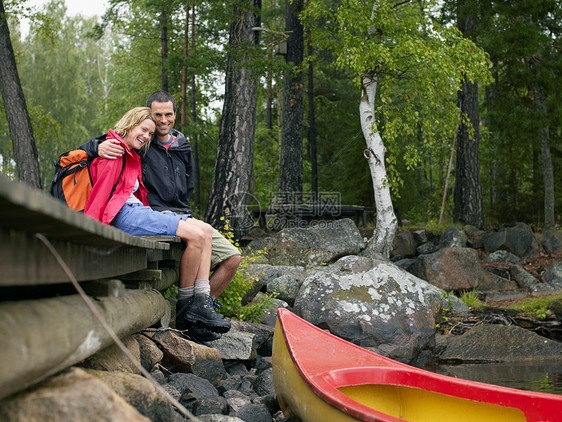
[198,415,245,422]
[540,230,562,254]
[134,333,164,371]
[266,274,303,307]
[146,330,226,384]
[246,264,306,286]
[483,250,521,263]
[482,223,543,258]
[230,320,275,357]
[0,367,149,422]
[484,291,528,305]
[233,402,273,422]
[412,229,429,244]
[439,324,562,362]
[253,368,275,396]
[543,262,562,289]
[212,331,258,361]
[408,247,483,291]
[416,242,435,255]
[246,218,365,267]
[249,294,289,327]
[85,368,177,422]
[294,255,444,363]
[223,390,252,414]
[390,230,418,259]
[439,226,467,249]
[463,225,485,238]
[78,335,141,375]
[166,373,221,411]
[477,271,519,293]
[510,265,556,293]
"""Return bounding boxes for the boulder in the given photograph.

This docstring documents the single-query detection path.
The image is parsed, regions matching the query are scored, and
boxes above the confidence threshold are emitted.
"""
[79,335,141,375]
[145,330,225,384]
[0,367,149,422]
[86,368,177,422]
[250,295,289,327]
[543,262,562,290]
[266,274,303,307]
[510,265,556,293]
[540,230,562,254]
[439,324,562,362]
[134,334,164,371]
[482,223,543,258]
[246,218,364,267]
[212,331,258,361]
[390,230,418,259]
[439,226,467,249]
[293,255,446,363]
[483,250,520,263]
[407,247,483,291]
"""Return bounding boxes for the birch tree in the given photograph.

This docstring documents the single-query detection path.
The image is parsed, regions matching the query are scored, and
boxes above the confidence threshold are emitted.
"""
[304,0,492,257]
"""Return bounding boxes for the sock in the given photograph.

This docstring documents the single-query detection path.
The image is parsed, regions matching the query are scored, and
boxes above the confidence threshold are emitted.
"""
[178,286,194,301]
[194,279,211,296]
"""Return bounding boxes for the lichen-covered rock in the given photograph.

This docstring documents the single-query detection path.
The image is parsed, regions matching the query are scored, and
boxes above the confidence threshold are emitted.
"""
[293,255,446,363]
[246,218,364,267]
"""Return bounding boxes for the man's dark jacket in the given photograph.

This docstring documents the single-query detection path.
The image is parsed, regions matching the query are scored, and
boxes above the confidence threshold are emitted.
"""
[80,129,194,215]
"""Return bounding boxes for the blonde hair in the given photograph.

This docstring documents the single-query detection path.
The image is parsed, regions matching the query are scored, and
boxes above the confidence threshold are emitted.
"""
[114,107,155,152]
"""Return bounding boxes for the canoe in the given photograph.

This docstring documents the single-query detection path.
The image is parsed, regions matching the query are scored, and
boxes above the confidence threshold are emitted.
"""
[272,308,562,422]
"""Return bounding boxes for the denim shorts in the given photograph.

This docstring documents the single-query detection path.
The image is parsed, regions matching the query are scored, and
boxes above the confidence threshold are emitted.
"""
[112,203,190,236]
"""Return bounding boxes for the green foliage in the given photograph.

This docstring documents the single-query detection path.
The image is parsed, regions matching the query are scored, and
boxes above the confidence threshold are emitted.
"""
[216,220,276,322]
[507,294,562,321]
[162,284,178,300]
[459,289,485,310]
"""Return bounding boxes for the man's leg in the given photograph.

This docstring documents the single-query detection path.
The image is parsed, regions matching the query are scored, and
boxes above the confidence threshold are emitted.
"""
[175,219,230,333]
[209,228,242,297]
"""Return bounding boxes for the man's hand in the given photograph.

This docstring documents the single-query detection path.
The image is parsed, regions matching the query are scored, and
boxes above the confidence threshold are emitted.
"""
[98,139,125,159]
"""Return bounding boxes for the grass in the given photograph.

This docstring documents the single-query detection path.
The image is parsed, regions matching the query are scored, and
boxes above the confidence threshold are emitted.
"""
[459,289,485,310]
[507,293,562,320]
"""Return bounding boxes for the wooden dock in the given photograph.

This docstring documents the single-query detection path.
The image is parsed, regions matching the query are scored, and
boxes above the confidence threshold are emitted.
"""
[0,173,182,399]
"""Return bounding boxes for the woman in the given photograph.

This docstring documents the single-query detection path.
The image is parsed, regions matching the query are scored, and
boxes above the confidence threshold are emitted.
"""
[84,107,230,336]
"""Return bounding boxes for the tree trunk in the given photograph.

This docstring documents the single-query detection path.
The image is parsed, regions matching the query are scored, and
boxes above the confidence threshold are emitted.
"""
[307,29,318,200]
[191,7,200,212]
[0,0,41,188]
[274,0,304,206]
[453,3,485,228]
[535,90,555,228]
[360,75,397,258]
[160,9,169,92]
[205,0,261,237]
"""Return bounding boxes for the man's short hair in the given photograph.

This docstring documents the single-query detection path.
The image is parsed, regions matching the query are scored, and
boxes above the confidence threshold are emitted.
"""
[146,90,177,113]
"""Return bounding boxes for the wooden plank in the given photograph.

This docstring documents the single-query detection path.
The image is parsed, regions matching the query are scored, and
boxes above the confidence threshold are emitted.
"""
[0,228,147,285]
[0,173,168,249]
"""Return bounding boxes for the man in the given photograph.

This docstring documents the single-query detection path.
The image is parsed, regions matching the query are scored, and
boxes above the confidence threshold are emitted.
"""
[80,91,241,343]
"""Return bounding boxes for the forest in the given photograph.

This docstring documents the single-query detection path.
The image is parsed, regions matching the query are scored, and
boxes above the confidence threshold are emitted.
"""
[0,0,560,237]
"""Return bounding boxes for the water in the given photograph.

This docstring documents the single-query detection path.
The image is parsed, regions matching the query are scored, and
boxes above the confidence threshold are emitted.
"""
[432,361,562,395]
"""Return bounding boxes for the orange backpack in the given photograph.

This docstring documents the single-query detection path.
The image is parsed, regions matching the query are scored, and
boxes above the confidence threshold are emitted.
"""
[49,149,94,212]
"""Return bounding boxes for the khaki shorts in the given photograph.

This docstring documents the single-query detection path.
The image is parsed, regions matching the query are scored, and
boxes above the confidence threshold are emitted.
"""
[211,228,240,270]
[161,211,240,270]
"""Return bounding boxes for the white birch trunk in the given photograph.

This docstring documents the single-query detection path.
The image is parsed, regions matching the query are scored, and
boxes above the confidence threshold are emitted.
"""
[360,75,397,258]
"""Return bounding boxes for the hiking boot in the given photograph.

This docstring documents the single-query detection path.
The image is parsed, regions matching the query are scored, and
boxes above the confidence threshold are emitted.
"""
[180,326,222,346]
[176,293,231,333]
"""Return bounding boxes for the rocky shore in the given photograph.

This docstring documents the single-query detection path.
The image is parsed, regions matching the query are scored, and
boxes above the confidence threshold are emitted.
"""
[1,219,561,421]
